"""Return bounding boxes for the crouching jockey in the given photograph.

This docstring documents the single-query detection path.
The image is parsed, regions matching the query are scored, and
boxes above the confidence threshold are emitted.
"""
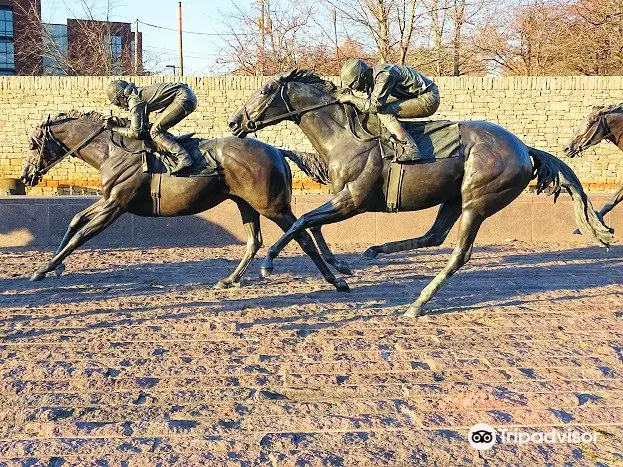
[338,59,440,162]
[105,80,198,174]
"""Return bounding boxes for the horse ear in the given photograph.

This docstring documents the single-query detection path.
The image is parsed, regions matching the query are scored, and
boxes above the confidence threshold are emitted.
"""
[276,69,296,82]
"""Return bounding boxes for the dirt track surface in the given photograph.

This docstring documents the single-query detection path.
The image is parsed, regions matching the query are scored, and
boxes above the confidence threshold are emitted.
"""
[1,242,622,466]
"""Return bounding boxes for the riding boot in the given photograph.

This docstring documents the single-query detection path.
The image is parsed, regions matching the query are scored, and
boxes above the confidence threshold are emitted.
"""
[378,113,421,163]
[151,132,194,174]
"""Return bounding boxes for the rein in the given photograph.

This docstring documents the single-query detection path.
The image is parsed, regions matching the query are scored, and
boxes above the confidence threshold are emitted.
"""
[246,81,382,145]
[33,124,104,176]
[248,82,338,128]
[256,101,339,127]
[575,116,614,155]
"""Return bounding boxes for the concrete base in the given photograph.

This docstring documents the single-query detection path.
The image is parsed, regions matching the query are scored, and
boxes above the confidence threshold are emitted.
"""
[0,193,619,248]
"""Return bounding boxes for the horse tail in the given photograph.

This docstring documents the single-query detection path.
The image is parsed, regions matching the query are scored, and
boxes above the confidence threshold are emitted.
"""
[278,148,330,185]
[528,146,614,247]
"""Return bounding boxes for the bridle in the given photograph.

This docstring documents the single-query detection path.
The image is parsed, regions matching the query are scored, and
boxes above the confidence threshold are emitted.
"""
[572,115,615,155]
[25,116,104,179]
[243,80,381,145]
[244,81,338,130]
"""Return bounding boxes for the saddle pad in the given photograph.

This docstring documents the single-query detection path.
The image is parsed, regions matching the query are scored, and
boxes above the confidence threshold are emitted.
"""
[402,120,462,162]
[142,138,219,177]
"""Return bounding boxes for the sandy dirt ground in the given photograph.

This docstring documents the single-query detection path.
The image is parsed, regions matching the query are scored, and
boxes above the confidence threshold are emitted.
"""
[0,241,622,466]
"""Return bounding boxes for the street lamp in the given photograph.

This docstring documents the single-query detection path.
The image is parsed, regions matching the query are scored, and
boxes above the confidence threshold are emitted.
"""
[165,64,177,76]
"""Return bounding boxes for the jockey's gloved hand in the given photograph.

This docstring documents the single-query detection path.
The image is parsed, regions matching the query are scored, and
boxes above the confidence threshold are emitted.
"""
[337,93,353,104]
[103,117,117,130]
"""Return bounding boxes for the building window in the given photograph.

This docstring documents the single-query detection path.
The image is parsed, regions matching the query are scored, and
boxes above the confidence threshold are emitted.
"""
[0,7,14,74]
[0,41,14,69]
[108,34,122,59]
[42,23,68,75]
[0,8,13,38]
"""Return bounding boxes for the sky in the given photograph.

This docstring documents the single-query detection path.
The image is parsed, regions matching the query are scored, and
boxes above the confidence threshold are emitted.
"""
[41,0,252,75]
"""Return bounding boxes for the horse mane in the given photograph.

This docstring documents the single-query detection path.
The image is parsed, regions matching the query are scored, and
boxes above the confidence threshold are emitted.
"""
[592,103,623,118]
[48,110,130,127]
[278,69,340,95]
[278,69,388,144]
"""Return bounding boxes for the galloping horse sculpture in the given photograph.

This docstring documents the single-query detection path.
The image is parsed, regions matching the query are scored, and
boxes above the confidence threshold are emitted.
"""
[20,111,351,290]
[228,70,613,317]
[565,103,623,221]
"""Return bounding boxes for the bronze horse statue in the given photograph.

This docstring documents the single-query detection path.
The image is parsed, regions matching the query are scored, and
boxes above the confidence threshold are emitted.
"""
[20,110,351,290]
[228,70,614,317]
[565,103,623,221]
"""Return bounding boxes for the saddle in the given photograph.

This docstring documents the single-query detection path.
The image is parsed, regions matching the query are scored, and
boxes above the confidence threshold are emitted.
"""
[109,130,219,177]
[347,116,464,213]
[350,112,463,163]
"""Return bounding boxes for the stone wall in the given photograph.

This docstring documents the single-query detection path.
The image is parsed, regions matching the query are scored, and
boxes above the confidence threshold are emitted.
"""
[0,75,622,195]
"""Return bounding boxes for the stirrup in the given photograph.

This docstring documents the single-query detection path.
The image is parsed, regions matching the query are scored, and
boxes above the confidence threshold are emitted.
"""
[394,142,421,163]
[171,156,194,174]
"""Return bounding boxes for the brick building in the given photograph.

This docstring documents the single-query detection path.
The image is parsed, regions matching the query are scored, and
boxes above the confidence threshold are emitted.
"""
[0,0,141,76]
[0,0,42,75]
[44,19,142,75]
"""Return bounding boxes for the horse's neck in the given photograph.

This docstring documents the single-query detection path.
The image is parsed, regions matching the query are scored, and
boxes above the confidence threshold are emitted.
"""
[58,121,109,170]
[607,114,623,150]
[298,101,380,160]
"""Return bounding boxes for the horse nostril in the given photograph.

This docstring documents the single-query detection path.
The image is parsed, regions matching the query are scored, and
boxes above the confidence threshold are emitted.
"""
[228,120,238,130]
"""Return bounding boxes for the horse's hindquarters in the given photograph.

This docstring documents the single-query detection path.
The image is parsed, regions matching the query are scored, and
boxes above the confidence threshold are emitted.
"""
[394,157,464,211]
[460,122,533,218]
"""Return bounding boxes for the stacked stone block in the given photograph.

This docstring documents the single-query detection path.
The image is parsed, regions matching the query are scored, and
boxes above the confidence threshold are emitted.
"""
[0,75,621,195]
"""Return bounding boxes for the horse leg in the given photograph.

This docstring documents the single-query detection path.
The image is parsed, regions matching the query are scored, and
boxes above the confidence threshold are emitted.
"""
[598,185,623,220]
[261,187,358,278]
[214,201,262,289]
[30,201,124,281]
[265,210,349,292]
[404,209,483,317]
[362,199,462,259]
[50,198,108,277]
[310,226,353,275]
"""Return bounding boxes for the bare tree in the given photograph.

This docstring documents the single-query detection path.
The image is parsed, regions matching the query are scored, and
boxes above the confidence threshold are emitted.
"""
[219,0,341,75]
[474,0,623,76]
[425,0,449,74]
[324,0,425,63]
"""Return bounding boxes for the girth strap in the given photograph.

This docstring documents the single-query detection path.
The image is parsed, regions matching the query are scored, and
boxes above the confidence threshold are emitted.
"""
[386,162,406,213]
[151,173,162,216]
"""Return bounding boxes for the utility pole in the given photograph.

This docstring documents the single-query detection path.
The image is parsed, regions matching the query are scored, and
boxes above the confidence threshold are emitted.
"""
[258,0,265,76]
[134,19,140,74]
[332,8,338,65]
[178,1,184,76]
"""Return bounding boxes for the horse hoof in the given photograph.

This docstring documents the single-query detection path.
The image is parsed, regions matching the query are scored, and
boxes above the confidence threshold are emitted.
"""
[260,267,273,278]
[335,262,353,275]
[214,280,233,289]
[361,247,379,260]
[30,270,46,282]
[334,278,350,292]
[404,303,423,318]
[55,264,65,278]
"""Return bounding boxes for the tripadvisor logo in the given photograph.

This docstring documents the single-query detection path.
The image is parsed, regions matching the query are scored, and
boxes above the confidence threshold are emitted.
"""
[468,423,496,450]
[467,423,599,450]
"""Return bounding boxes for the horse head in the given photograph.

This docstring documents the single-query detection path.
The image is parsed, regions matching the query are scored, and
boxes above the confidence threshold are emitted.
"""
[21,113,70,187]
[228,69,338,137]
[21,111,106,187]
[564,105,619,157]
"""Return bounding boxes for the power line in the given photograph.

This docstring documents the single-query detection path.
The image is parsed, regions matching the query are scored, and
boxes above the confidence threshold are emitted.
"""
[143,45,221,59]
[137,19,249,37]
